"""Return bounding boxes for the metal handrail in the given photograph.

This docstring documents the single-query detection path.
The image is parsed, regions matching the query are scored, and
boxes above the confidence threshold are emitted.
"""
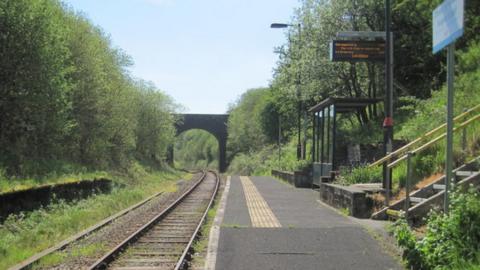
[370,104,480,168]
[387,113,480,169]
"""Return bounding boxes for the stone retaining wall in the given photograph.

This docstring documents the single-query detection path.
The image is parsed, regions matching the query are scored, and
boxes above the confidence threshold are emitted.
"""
[0,178,113,221]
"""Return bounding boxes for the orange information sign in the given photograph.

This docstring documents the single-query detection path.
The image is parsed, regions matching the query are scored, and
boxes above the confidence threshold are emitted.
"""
[330,40,385,62]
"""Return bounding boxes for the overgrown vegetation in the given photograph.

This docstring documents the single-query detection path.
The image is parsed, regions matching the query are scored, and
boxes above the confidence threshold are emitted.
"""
[392,187,480,270]
[0,0,176,182]
[229,141,310,175]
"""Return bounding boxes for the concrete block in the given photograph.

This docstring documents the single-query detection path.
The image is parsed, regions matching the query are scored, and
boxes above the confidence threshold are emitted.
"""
[319,183,372,218]
[271,170,312,188]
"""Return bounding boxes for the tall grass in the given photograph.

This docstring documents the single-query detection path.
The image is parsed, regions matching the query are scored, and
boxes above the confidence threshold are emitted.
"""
[339,166,382,185]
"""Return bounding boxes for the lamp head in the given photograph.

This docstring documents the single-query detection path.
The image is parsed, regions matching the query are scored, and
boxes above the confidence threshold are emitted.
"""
[270,23,290,29]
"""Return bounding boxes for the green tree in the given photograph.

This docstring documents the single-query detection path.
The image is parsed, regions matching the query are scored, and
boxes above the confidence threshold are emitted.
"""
[0,0,73,174]
[227,88,272,154]
[134,80,176,165]
[64,9,140,169]
[0,0,178,176]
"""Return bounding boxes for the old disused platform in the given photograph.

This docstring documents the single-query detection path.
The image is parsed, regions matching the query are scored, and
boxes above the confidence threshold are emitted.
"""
[213,176,402,270]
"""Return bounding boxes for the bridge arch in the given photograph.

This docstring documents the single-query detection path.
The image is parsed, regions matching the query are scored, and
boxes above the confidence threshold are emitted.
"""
[172,114,229,172]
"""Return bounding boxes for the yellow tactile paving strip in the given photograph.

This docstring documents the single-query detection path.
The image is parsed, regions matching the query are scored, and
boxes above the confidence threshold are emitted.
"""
[240,176,281,228]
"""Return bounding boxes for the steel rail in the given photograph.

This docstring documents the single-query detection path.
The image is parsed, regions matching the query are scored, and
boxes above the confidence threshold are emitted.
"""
[88,170,216,270]
[174,171,219,270]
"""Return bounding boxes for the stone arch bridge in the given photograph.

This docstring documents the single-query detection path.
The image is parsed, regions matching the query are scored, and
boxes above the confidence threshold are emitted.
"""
[170,114,229,172]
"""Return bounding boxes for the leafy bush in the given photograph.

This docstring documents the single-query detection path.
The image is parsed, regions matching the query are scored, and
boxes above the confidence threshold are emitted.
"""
[228,145,281,176]
[392,187,480,269]
[391,219,424,269]
[228,139,312,176]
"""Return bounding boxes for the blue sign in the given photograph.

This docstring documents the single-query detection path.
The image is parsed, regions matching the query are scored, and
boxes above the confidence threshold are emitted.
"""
[432,0,464,54]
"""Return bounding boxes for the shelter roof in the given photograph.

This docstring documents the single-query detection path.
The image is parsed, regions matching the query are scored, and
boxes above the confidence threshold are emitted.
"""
[308,97,382,113]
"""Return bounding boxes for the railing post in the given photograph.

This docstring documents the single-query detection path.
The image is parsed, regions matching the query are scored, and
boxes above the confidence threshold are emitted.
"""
[405,151,413,219]
[462,124,467,153]
[385,153,391,207]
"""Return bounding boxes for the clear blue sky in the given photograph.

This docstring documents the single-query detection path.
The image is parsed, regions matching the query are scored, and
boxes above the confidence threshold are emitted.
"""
[63,0,300,114]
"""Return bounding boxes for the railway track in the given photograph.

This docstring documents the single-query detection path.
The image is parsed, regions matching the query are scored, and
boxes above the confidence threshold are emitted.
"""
[88,171,219,270]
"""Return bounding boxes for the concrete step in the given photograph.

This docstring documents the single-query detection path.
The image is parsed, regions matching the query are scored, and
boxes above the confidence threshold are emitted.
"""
[372,157,480,221]
[409,196,427,204]
[456,170,477,179]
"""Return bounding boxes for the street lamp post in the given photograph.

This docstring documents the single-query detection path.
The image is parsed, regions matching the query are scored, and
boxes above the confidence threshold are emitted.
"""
[278,114,282,162]
[271,23,303,160]
[382,0,394,206]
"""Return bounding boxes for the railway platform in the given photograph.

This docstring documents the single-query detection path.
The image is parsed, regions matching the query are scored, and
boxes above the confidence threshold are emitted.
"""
[209,176,402,270]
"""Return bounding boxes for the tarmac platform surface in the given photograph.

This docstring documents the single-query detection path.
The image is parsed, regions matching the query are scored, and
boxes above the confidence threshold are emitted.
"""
[215,176,402,270]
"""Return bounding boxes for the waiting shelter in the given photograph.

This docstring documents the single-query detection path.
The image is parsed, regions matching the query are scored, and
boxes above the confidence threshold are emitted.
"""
[309,97,381,186]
